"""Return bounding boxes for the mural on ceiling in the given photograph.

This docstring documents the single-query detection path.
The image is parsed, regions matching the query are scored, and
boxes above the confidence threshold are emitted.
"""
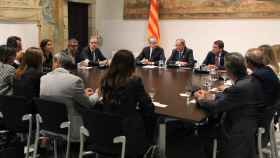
[124,0,280,19]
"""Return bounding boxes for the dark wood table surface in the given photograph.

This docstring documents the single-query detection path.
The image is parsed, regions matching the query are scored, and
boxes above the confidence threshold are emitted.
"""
[77,67,211,122]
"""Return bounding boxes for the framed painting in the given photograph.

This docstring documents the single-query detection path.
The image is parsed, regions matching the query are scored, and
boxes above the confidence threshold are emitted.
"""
[124,0,280,19]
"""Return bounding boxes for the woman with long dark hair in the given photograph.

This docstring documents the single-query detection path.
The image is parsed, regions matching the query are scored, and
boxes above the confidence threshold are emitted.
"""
[100,49,155,157]
[40,39,53,73]
[14,47,43,98]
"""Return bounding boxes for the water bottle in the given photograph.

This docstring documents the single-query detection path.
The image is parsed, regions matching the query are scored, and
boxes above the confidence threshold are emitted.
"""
[159,60,164,68]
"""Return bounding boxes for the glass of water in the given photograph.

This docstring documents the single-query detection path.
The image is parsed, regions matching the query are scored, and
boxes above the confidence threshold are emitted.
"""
[159,60,164,68]
[149,88,156,101]
[185,86,192,104]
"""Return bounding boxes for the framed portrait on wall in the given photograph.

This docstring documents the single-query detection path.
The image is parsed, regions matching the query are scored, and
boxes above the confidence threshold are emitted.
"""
[124,0,280,19]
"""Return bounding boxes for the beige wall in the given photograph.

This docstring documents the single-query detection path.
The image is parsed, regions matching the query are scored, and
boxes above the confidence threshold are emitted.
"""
[0,0,96,52]
[95,0,280,63]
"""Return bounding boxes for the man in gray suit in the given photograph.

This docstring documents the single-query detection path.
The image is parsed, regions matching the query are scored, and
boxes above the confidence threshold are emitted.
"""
[40,52,99,142]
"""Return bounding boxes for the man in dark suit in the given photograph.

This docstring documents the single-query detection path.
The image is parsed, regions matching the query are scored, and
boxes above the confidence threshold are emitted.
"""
[166,38,195,67]
[136,37,165,65]
[62,38,82,64]
[245,48,280,145]
[80,36,107,66]
[203,40,228,69]
[195,53,265,158]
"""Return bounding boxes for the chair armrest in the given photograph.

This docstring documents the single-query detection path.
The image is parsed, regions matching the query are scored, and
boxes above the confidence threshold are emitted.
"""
[114,136,126,158]
[258,127,266,135]
[113,136,126,144]
[22,114,32,121]
[60,121,71,129]
[80,126,89,137]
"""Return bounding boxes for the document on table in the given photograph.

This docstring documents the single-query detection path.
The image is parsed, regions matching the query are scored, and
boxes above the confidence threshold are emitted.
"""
[78,66,92,70]
[153,102,168,108]
[143,65,158,69]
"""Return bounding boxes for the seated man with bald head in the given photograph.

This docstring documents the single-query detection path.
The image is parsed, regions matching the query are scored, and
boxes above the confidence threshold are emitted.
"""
[245,48,280,146]
[136,37,165,66]
[166,38,195,67]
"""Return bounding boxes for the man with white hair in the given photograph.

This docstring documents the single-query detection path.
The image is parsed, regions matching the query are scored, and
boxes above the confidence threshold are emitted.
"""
[40,52,99,141]
[136,37,165,65]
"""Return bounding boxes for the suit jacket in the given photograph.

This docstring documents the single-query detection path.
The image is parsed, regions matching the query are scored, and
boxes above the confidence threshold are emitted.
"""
[80,47,106,66]
[0,62,15,96]
[43,54,53,74]
[100,76,155,156]
[62,48,83,64]
[14,67,42,99]
[136,46,165,65]
[203,50,228,69]
[198,76,265,158]
[166,47,195,67]
[40,68,99,142]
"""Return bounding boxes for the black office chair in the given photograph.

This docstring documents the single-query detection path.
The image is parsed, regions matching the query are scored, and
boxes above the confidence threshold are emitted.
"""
[33,98,71,158]
[78,108,126,158]
[0,95,34,158]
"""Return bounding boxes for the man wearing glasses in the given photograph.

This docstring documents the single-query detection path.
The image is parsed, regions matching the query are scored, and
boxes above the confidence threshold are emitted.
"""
[166,38,195,67]
[136,37,165,66]
[80,36,107,67]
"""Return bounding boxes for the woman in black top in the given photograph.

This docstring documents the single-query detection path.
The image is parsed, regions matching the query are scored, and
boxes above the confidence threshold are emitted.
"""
[40,39,53,73]
[14,47,43,99]
[100,49,155,157]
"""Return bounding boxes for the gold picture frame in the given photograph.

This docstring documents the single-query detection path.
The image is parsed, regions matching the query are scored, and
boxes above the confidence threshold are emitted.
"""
[124,0,280,19]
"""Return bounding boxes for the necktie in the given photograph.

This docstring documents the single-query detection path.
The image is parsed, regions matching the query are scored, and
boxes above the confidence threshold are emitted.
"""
[215,55,219,67]
[179,52,182,61]
[92,51,96,62]
[149,48,153,60]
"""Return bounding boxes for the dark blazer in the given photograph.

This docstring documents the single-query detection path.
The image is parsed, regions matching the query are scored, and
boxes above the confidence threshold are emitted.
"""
[203,50,228,69]
[80,47,106,66]
[100,76,155,156]
[251,66,280,145]
[14,67,42,99]
[136,46,165,65]
[166,47,195,67]
[198,76,265,158]
[43,54,53,74]
[62,48,83,64]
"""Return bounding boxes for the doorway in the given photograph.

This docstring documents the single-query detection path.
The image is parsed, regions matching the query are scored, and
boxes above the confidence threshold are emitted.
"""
[68,2,89,49]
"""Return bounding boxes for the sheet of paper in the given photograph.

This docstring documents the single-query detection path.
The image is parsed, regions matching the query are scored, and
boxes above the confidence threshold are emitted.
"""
[153,102,168,108]
[78,66,92,70]
[143,65,158,69]
[179,93,189,97]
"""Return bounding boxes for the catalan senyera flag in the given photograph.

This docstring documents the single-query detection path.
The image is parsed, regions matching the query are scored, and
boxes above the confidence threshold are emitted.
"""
[147,0,160,43]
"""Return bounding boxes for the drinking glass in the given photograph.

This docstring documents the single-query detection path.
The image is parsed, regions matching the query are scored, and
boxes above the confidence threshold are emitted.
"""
[149,88,156,101]
[159,60,164,68]
[221,73,227,84]
[185,86,192,104]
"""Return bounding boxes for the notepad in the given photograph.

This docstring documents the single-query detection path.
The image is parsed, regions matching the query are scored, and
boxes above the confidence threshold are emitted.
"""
[153,102,168,108]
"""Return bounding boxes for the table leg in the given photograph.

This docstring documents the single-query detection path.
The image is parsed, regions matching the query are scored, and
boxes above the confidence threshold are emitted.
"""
[158,121,167,158]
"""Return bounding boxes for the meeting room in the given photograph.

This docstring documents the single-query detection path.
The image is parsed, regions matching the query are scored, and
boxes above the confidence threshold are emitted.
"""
[1,0,280,158]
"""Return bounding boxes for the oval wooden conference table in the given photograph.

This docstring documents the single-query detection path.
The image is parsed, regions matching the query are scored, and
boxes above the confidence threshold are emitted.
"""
[77,66,209,122]
[77,66,213,158]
